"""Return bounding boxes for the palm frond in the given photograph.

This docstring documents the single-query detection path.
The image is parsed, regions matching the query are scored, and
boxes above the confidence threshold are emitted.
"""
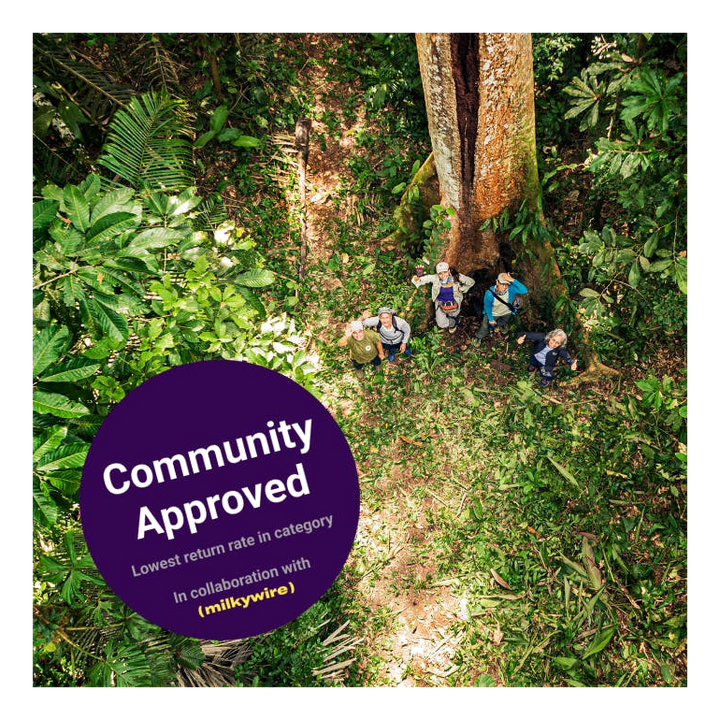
[98,91,195,192]
[33,37,135,127]
[129,34,186,92]
[177,639,254,687]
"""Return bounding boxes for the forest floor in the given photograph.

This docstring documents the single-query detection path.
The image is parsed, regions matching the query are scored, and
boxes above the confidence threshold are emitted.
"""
[288,34,465,685]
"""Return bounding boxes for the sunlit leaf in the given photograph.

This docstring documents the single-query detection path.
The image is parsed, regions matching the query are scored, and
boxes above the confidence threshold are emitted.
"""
[582,626,616,659]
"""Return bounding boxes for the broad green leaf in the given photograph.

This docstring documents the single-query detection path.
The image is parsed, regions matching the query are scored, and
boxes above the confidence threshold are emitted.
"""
[104,256,156,275]
[579,288,600,298]
[33,390,90,418]
[38,357,101,383]
[648,258,672,273]
[209,105,228,133]
[674,257,687,294]
[61,569,85,604]
[33,426,68,461]
[583,556,603,592]
[33,107,55,138]
[56,225,85,256]
[553,656,579,670]
[76,267,115,294]
[33,199,59,230]
[64,185,91,232]
[628,259,641,288]
[88,298,129,342]
[194,130,217,149]
[33,478,58,528]
[36,442,89,472]
[128,227,187,250]
[98,266,145,299]
[616,248,636,265]
[62,274,86,308]
[232,135,263,148]
[33,326,70,378]
[78,173,102,201]
[86,211,138,244]
[582,626,616,659]
[169,187,202,216]
[216,127,240,142]
[474,674,495,687]
[46,471,82,497]
[90,187,136,223]
[560,553,587,577]
[234,268,275,287]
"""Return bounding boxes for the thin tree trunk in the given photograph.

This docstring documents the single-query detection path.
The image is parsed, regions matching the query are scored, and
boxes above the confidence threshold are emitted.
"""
[295,118,311,281]
[202,34,223,98]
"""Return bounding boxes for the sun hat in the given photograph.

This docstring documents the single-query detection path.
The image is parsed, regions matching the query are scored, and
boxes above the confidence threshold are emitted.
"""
[436,262,450,272]
[378,306,394,316]
[350,320,363,332]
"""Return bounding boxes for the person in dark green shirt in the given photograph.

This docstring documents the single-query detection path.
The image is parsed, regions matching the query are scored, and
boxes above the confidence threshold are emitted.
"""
[338,320,385,376]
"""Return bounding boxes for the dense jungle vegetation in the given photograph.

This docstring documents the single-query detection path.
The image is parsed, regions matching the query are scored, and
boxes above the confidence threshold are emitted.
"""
[32,33,687,690]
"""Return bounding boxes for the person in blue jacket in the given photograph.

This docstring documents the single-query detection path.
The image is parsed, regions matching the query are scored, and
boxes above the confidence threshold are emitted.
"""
[516,328,578,387]
[475,272,528,340]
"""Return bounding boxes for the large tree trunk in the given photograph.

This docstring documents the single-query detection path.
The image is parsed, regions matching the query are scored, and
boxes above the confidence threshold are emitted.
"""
[415,33,616,380]
[416,33,539,273]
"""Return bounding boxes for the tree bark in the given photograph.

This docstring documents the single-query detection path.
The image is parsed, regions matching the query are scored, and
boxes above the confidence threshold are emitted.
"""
[416,33,539,274]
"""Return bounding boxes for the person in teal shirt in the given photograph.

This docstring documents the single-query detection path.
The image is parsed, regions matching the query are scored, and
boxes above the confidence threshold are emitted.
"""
[475,272,528,340]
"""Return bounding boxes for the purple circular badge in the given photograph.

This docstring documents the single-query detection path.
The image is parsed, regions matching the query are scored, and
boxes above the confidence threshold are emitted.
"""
[80,360,359,640]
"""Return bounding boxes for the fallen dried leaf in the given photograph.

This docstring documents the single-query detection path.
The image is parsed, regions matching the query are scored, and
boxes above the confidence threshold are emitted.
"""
[490,568,512,591]
[577,531,598,541]
[399,435,423,447]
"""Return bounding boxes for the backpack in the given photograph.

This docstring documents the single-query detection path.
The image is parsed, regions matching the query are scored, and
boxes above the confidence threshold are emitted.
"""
[376,313,402,341]
[489,287,522,315]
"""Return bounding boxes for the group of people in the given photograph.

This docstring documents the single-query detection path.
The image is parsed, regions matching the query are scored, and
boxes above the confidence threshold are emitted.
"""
[339,261,578,388]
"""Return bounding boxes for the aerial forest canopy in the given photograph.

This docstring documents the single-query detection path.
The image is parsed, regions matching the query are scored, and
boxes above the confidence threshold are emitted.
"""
[33,33,686,689]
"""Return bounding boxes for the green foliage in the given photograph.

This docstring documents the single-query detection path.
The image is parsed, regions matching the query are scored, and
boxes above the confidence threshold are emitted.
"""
[234,582,366,686]
[565,33,690,319]
[194,104,262,150]
[98,90,196,191]
[32,34,687,690]
[32,86,323,685]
